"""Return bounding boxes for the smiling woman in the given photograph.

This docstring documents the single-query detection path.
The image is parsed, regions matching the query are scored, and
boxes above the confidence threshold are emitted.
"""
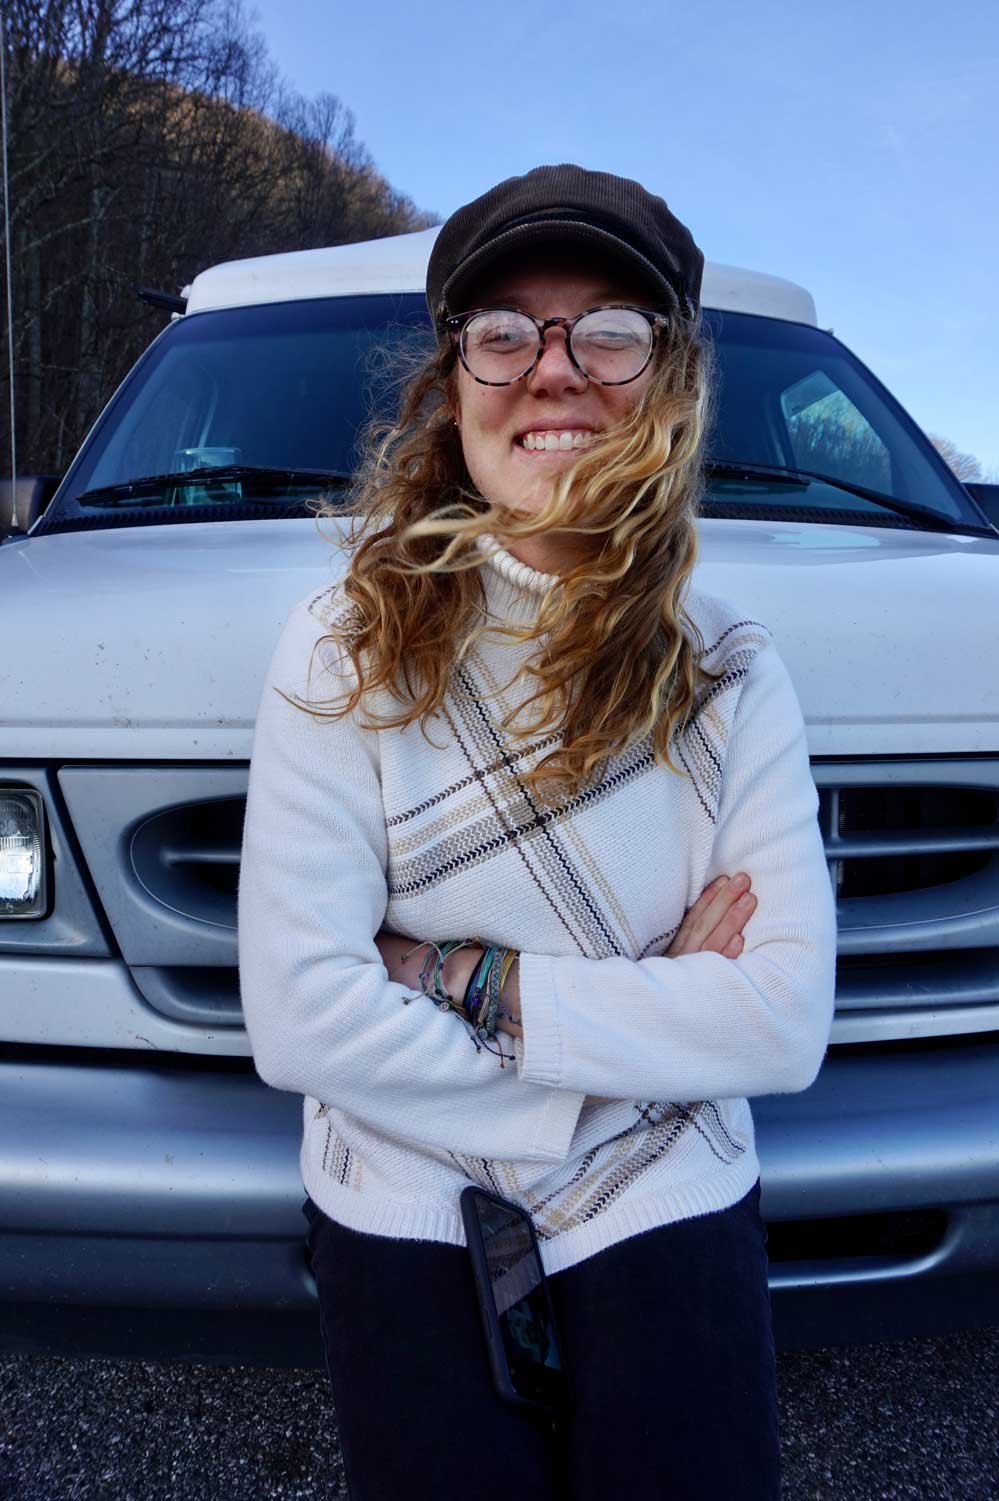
[448,247,667,575]
[237,163,834,1501]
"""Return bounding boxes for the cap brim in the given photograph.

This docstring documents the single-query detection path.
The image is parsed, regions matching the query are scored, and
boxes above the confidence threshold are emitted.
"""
[439,220,683,321]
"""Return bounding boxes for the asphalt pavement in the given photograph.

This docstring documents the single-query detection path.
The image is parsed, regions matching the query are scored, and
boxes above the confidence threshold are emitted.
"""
[2,1325,997,1498]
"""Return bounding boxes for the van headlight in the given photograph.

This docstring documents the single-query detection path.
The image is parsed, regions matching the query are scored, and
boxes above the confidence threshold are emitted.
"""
[0,789,48,918]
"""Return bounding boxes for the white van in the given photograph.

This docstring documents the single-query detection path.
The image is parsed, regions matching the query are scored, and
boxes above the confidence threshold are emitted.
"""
[2,226,998,1367]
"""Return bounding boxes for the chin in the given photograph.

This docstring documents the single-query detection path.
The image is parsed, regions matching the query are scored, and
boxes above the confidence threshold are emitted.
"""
[495,494,550,522]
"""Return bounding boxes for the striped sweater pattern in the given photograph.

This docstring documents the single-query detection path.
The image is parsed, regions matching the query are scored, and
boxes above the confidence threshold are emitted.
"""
[237,534,838,1276]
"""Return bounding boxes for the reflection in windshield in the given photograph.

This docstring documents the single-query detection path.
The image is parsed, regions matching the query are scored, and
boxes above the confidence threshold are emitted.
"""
[47,294,981,532]
[700,310,974,526]
[76,465,349,509]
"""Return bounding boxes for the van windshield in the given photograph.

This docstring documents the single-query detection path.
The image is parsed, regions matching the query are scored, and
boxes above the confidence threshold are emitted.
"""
[39,292,984,535]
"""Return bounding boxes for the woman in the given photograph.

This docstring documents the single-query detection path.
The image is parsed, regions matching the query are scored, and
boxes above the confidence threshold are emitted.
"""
[237,164,838,1499]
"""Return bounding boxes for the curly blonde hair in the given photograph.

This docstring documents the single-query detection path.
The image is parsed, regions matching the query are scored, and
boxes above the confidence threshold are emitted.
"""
[285,308,727,802]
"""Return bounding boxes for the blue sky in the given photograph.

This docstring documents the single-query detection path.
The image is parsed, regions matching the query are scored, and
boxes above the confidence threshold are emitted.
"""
[247,0,999,477]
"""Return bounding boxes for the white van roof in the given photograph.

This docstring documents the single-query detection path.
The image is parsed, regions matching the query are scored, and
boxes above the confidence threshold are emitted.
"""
[184,224,817,326]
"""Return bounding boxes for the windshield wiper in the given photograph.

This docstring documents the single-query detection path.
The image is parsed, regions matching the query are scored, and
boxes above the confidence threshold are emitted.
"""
[705,460,960,534]
[76,465,351,508]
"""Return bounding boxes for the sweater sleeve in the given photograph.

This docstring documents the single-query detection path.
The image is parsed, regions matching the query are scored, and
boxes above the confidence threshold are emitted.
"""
[513,638,838,1101]
[237,594,585,1164]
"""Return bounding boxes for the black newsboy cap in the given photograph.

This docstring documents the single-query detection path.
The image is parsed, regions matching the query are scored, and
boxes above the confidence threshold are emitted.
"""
[426,163,704,335]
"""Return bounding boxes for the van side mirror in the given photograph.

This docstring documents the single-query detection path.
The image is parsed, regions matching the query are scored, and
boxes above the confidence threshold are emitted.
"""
[964,482,999,533]
[0,475,61,541]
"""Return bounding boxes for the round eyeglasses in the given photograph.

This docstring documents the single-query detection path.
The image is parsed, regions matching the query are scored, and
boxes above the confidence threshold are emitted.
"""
[445,305,669,387]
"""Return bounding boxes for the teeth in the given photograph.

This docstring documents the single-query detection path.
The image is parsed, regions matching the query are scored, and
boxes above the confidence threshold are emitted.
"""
[520,430,595,451]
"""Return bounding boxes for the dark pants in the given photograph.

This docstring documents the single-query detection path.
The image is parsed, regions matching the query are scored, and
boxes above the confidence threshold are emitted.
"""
[302,1179,780,1500]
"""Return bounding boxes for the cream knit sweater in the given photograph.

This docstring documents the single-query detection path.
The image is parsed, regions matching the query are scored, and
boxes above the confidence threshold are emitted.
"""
[237,535,837,1276]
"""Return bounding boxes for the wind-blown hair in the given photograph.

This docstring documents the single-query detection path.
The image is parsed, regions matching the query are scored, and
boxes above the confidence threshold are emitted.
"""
[288,311,728,803]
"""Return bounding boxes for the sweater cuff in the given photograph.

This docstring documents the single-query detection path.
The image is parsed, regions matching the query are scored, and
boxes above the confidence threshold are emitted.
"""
[515,950,566,1088]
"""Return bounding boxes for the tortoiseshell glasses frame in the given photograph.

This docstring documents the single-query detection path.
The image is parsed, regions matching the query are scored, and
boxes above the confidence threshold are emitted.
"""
[444,305,671,387]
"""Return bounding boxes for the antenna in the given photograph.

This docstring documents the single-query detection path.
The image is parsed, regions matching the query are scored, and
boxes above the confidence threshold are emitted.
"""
[0,8,14,493]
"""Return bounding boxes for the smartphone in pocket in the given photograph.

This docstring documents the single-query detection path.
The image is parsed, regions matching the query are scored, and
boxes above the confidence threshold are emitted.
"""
[460,1185,571,1422]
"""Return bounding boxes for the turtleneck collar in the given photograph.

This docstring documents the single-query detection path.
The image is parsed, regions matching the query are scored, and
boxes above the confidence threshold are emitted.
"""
[475,531,558,595]
[474,531,563,629]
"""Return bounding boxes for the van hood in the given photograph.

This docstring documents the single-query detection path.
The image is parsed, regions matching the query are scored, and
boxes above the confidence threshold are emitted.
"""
[2,516,997,759]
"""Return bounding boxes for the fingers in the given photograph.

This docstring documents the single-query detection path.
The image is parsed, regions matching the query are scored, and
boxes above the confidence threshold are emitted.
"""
[668,873,756,957]
[712,882,757,956]
[690,874,755,949]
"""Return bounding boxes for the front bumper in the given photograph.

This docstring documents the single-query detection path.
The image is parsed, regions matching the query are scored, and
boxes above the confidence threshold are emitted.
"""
[2,1034,998,1367]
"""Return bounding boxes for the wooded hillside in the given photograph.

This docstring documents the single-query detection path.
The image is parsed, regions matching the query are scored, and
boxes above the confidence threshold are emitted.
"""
[0,0,437,474]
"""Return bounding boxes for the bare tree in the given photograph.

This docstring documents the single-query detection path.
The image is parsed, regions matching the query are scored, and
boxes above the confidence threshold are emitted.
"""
[927,433,984,482]
[0,0,437,474]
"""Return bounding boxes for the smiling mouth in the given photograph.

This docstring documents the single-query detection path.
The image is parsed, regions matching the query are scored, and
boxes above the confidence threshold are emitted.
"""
[517,429,599,452]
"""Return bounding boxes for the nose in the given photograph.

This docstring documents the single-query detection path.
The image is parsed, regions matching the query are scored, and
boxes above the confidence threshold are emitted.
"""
[525,325,588,396]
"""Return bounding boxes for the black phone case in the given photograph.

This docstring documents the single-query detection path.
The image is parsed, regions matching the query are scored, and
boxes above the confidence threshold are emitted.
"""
[459,1185,570,1420]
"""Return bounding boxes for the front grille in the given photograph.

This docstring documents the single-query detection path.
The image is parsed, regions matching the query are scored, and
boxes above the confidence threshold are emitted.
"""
[824,779,998,900]
[814,759,999,1042]
[56,758,999,1043]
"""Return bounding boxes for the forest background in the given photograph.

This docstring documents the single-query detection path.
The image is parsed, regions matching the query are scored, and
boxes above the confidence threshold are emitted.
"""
[0,0,437,477]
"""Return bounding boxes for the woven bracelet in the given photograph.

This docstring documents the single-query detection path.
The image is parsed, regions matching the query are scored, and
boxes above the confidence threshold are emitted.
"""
[473,945,514,1040]
[484,945,505,1035]
[460,957,482,1020]
[417,939,476,1010]
[471,947,497,1034]
[496,949,518,1022]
